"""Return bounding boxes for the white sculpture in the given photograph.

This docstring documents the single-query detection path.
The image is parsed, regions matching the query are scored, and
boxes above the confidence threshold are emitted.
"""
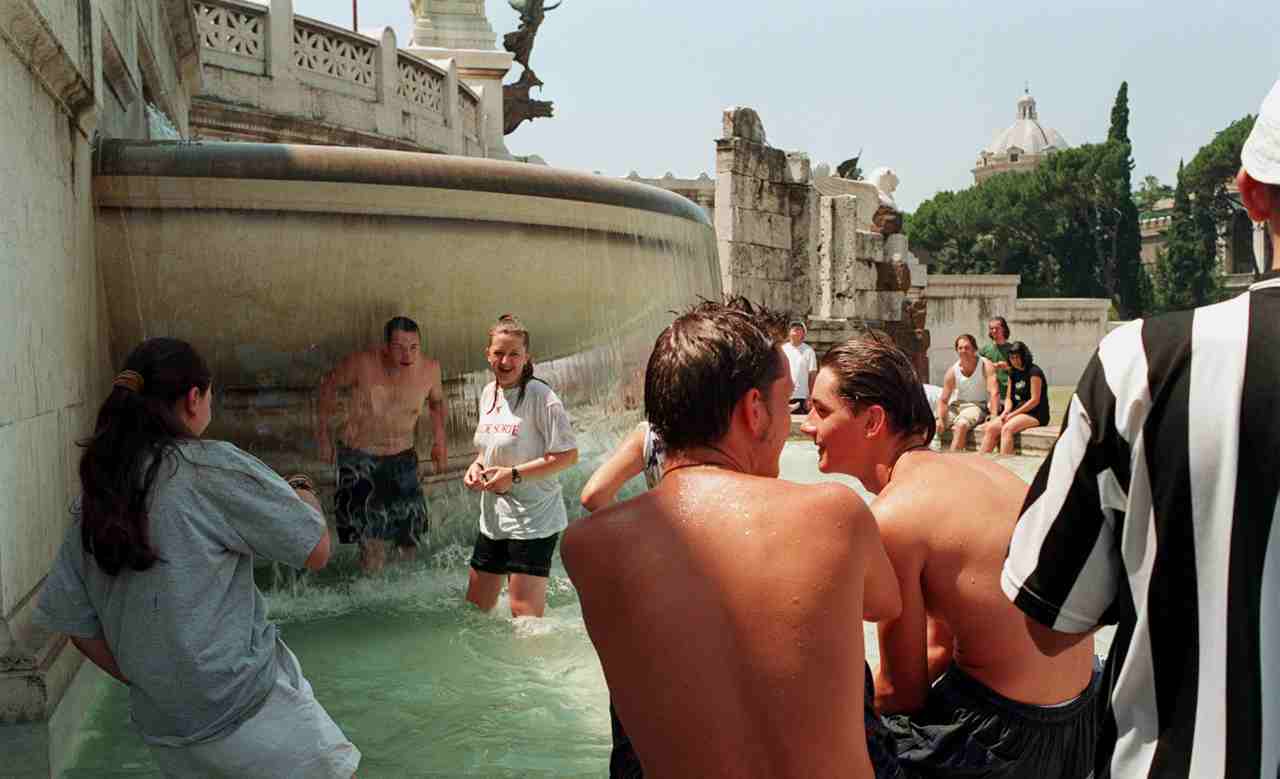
[868,166,899,209]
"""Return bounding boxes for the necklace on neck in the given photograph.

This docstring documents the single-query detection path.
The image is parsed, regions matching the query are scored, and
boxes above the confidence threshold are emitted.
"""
[662,444,748,480]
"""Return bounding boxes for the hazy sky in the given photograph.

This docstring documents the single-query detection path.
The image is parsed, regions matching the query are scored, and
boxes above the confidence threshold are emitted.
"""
[299,0,1277,211]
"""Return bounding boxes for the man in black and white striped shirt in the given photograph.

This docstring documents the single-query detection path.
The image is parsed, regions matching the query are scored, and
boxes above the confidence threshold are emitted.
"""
[1002,79,1280,779]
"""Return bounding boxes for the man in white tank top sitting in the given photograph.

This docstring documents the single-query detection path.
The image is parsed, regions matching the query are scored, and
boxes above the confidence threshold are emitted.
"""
[934,334,1000,452]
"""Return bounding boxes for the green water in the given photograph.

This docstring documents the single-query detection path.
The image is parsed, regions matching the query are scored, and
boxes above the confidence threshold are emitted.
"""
[60,443,1058,777]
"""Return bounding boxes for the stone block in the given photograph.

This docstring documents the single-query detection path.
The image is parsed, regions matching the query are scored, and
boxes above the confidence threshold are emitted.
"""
[726,207,791,251]
[903,297,928,330]
[855,231,885,262]
[784,152,811,185]
[875,261,912,292]
[726,242,791,282]
[722,106,767,144]
[719,173,788,216]
[715,138,788,182]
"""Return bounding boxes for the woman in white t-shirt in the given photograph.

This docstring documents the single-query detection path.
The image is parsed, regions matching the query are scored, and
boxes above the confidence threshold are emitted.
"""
[463,315,580,617]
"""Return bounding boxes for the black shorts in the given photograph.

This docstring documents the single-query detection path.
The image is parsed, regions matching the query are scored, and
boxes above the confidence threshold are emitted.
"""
[333,444,428,548]
[884,662,1103,779]
[469,532,559,578]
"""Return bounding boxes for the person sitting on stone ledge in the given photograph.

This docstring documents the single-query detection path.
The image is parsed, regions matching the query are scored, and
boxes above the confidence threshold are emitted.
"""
[934,333,1000,452]
[800,333,1101,779]
[980,341,1050,454]
[34,337,359,778]
[979,316,1013,406]
[564,298,904,778]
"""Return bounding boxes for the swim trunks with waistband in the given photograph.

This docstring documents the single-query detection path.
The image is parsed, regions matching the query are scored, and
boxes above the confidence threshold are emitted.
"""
[883,661,1104,778]
[334,444,428,548]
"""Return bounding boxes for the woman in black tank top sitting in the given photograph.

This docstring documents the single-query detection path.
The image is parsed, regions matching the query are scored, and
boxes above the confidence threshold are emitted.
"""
[981,341,1050,455]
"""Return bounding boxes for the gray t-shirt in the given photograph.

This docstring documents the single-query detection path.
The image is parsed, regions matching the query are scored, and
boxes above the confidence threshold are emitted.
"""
[474,380,578,540]
[33,440,325,747]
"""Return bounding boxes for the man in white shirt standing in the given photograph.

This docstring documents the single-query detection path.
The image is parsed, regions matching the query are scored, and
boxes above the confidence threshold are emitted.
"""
[782,320,818,414]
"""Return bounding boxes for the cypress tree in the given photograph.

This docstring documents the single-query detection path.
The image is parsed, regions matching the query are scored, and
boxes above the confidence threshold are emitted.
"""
[1107,81,1147,316]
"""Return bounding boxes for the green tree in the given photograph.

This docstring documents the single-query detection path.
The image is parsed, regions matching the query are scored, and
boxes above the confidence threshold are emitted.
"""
[1108,81,1130,143]
[1154,161,1220,310]
[1104,82,1147,317]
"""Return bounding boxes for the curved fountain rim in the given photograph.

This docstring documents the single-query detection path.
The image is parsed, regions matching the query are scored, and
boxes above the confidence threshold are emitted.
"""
[94,140,712,227]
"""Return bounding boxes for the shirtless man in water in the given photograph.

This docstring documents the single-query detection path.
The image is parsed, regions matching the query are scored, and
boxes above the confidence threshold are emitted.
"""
[801,334,1101,779]
[563,299,904,779]
[317,316,447,573]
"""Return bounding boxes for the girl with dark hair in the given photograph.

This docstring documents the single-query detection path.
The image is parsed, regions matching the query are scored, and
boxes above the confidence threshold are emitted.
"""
[981,340,1050,455]
[463,315,579,617]
[34,338,359,777]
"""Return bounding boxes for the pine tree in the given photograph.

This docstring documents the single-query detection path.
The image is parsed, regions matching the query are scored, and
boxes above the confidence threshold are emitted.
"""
[1106,81,1147,317]
[1155,162,1220,311]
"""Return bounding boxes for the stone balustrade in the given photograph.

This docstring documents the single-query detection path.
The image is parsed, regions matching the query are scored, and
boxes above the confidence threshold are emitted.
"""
[191,0,487,156]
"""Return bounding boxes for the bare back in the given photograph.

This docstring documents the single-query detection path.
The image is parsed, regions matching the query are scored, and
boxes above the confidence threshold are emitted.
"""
[563,471,881,779]
[877,452,1094,706]
[334,349,441,455]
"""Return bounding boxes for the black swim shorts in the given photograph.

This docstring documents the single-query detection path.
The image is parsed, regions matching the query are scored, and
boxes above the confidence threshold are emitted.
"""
[884,661,1104,779]
[333,444,428,548]
[469,532,559,578]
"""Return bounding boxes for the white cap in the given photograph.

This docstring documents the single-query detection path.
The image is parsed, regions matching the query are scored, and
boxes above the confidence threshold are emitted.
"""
[1242,79,1280,185]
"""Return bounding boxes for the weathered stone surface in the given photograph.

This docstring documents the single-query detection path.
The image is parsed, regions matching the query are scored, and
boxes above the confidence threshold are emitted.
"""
[875,261,912,292]
[719,173,788,215]
[871,204,903,236]
[715,138,787,181]
[727,207,791,251]
[785,152,811,185]
[727,242,791,282]
[722,106,767,144]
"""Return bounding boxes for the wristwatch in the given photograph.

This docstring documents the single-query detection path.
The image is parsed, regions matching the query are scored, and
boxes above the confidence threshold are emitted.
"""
[511,467,522,484]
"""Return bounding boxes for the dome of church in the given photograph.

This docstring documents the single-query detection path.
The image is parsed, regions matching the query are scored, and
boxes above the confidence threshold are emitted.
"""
[983,91,1069,157]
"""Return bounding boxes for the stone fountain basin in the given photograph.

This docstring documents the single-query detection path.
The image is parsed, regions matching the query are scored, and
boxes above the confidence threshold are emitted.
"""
[92,140,720,468]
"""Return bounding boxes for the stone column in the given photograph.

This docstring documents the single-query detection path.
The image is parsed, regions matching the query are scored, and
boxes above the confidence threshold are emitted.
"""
[411,0,498,50]
[442,59,462,155]
[267,0,300,114]
[375,27,399,138]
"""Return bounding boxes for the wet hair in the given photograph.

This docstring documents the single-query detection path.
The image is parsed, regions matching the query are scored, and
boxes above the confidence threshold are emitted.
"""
[820,332,936,447]
[487,314,545,410]
[954,333,978,351]
[644,296,789,452]
[1006,341,1034,370]
[79,338,212,575]
[384,316,420,343]
[989,316,1010,339]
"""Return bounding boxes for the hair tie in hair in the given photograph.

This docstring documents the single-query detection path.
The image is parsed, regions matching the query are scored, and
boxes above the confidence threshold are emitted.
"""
[113,370,145,393]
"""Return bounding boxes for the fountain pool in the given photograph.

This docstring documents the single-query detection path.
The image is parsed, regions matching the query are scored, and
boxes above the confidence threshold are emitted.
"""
[59,440,1085,777]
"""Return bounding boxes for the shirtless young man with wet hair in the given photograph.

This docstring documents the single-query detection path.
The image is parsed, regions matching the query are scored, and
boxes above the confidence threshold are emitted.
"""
[801,333,1101,779]
[317,316,447,573]
[563,299,903,779]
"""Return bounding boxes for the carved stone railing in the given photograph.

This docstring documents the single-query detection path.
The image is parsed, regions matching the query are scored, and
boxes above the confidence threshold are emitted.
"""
[461,90,481,140]
[191,0,487,156]
[397,52,445,112]
[195,0,267,73]
[292,16,376,90]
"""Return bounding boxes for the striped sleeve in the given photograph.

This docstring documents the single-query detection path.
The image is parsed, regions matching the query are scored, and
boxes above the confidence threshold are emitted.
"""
[1002,321,1147,634]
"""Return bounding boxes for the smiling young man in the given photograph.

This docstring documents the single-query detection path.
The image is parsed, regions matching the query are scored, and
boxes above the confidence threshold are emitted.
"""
[563,299,902,779]
[316,316,447,573]
[801,333,1102,779]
